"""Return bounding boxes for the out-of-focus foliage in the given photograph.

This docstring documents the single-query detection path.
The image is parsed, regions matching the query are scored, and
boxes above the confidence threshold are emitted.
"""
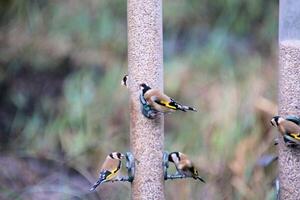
[0,0,278,199]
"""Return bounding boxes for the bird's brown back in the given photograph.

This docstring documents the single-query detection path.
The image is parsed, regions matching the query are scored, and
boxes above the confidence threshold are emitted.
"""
[279,120,300,135]
[178,153,193,170]
[144,89,171,103]
[101,157,121,172]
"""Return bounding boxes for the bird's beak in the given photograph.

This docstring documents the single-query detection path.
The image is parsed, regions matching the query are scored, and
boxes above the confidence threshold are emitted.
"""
[120,154,125,159]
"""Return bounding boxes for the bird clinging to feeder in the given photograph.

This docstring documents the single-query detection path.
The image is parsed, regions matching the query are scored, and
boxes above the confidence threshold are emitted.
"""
[140,83,197,113]
[168,151,205,183]
[271,115,300,147]
[90,152,125,191]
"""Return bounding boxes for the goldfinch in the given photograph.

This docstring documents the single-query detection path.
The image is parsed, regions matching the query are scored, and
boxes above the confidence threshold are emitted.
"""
[90,152,125,191]
[168,152,205,182]
[140,83,197,113]
[121,74,128,88]
[271,116,300,146]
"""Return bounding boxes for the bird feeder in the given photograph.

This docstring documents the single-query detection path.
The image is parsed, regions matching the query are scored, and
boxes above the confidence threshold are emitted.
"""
[278,0,300,199]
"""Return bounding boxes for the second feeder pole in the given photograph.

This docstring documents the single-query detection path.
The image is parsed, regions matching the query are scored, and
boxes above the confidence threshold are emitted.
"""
[128,0,165,200]
[278,0,300,199]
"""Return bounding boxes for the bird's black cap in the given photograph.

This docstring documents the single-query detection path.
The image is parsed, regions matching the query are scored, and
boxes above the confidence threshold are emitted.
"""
[139,83,151,95]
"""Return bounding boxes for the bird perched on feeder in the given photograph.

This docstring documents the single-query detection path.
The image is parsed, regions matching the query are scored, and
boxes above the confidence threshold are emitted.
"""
[168,151,205,182]
[90,152,125,191]
[121,74,128,88]
[271,116,300,146]
[139,83,197,113]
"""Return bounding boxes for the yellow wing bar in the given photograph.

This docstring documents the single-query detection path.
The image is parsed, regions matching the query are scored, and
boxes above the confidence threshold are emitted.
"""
[159,100,177,110]
[290,133,300,140]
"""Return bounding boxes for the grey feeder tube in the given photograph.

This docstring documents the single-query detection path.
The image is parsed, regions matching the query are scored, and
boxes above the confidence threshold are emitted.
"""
[127,0,165,200]
[278,0,300,199]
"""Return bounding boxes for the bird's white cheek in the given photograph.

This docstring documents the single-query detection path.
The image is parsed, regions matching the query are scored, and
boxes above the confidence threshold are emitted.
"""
[278,118,284,124]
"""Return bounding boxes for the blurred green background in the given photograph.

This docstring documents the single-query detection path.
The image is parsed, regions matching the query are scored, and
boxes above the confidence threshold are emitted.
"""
[0,0,279,199]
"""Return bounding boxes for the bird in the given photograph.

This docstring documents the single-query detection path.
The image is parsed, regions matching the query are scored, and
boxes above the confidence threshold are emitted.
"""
[271,116,300,146]
[168,151,205,183]
[121,74,128,88]
[139,83,197,113]
[90,152,125,191]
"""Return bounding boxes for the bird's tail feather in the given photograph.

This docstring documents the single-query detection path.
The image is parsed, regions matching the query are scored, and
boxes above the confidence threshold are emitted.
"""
[181,105,197,112]
[193,176,206,183]
[90,171,110,191]
[90,178,105,191]
[191,167,205,182]
[176,104,197,112]
[169,99,197,112]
